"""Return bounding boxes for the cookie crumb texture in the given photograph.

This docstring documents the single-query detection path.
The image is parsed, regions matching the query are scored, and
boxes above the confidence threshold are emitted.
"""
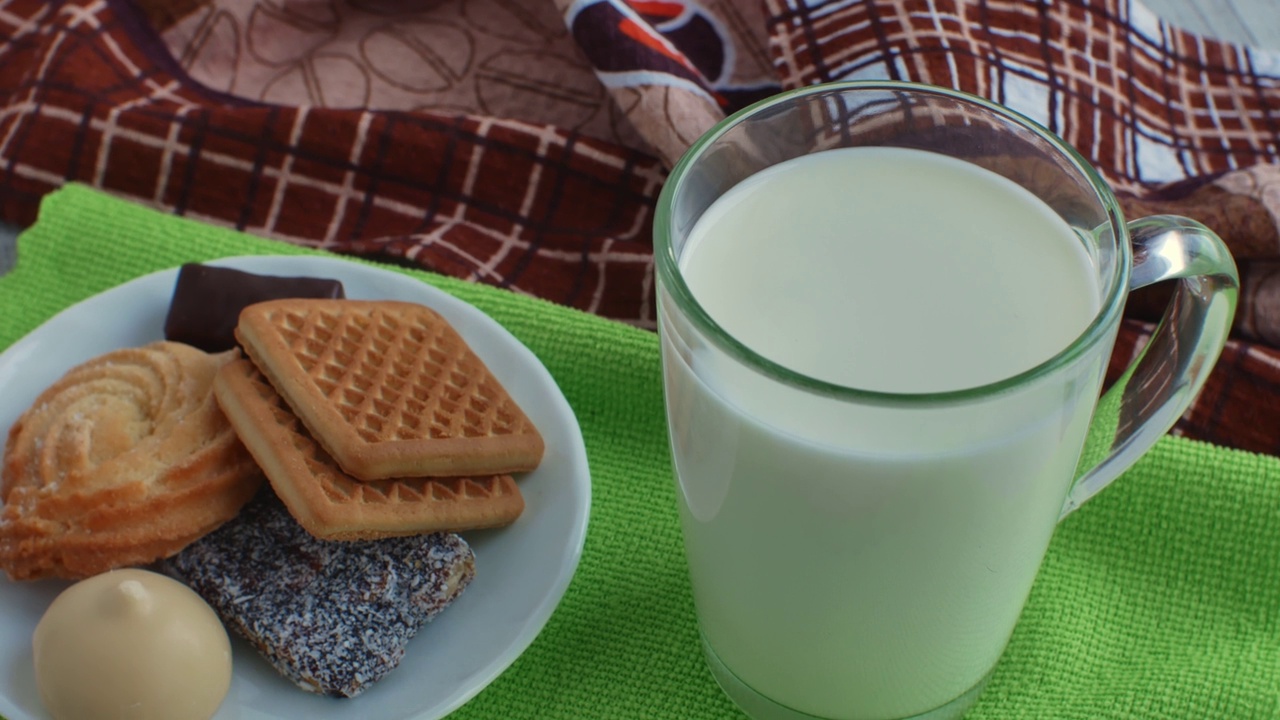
[164,493,475,698]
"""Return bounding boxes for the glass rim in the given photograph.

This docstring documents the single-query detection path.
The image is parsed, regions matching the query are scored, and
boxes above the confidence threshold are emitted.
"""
[654,80,1131,407]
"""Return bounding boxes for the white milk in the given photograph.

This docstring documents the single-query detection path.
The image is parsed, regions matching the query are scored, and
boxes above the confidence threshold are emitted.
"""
[661,147,1109,719]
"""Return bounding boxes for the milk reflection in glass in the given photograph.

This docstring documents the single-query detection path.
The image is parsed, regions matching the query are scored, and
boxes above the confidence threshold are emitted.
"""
[662,147,1104,719]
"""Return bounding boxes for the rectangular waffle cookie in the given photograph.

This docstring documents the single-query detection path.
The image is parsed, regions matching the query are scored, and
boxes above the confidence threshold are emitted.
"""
[235,299,545,481]
[214,357,525,540]
[163,491,475,698]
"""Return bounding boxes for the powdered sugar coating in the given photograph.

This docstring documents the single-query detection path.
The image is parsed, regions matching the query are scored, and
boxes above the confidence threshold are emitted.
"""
[163,492,475,698]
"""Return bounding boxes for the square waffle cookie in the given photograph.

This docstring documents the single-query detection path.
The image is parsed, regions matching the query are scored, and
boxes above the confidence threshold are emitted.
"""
[214,357,525,540]
[235,299,545,481]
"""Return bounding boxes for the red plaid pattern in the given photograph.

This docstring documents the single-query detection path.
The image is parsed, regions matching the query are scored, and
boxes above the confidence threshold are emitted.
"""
[0,0,666,325]
[767,0,1280,193]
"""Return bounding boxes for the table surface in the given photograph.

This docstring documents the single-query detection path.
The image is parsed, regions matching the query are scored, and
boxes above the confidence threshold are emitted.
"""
[0,0,1276,277]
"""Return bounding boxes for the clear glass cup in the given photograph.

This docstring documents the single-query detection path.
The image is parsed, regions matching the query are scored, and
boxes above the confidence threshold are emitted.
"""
[654,81,1239,720]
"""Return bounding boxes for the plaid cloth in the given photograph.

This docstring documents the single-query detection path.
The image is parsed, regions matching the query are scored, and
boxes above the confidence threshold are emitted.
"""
[0,0,665,322]
[0,0,1278,455]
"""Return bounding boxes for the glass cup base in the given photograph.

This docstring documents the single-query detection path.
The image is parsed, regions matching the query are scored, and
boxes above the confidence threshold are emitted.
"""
[701,631,994,720]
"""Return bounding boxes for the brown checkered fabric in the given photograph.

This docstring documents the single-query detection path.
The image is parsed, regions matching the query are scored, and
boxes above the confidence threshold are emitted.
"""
[765,2,1280,312]
[0,0,665,324]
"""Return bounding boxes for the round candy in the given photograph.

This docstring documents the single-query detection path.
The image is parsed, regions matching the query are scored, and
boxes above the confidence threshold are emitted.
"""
[33,568,232,720]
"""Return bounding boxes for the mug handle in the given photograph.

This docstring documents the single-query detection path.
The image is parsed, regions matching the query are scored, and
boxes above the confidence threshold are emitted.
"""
[1060,215,1239,518]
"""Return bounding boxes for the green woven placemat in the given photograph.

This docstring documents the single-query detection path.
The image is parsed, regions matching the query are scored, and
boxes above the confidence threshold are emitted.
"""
[2,185,1279,719]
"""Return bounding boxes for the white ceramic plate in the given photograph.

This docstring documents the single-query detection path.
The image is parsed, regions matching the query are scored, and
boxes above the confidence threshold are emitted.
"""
[0,255,591,720]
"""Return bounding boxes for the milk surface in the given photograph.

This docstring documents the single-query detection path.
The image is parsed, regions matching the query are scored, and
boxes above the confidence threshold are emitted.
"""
[662,147,1109,719]
[680,147,1097,394]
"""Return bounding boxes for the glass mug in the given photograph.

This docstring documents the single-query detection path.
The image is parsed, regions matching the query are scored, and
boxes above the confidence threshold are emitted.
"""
[654,82,1238,720]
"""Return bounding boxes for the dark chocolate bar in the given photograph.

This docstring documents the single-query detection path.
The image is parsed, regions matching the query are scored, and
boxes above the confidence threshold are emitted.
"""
[163,264,345,352]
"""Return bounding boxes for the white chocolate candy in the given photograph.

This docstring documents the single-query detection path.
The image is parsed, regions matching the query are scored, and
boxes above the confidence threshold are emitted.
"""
[33,568,232,720]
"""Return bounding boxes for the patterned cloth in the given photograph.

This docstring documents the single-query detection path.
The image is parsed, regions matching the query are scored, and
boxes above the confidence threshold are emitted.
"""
[0,0,1278,454]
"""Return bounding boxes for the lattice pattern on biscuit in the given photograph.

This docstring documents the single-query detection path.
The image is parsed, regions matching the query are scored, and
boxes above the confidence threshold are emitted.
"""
[220,357,524,538]
[244,363,518,507]
[317,475,516,505]
[237,299,543,480]
[267,304,531,445]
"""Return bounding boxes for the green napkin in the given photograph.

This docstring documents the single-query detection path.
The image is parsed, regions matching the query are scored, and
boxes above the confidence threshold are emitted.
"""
[3,184,1279,720]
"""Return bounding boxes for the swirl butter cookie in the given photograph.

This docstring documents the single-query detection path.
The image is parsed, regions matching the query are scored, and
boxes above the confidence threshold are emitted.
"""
[0,341,262,580]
